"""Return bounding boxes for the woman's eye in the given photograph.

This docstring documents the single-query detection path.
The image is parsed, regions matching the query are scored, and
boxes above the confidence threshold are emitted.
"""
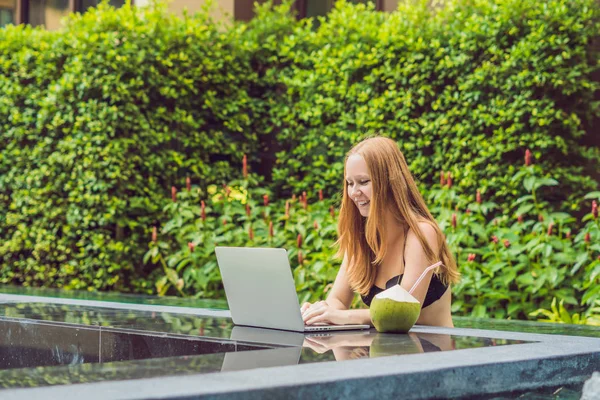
[360,180,370,185]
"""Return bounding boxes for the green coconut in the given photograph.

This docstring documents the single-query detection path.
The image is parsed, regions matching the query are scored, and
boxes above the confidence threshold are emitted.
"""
[369,285,421,333]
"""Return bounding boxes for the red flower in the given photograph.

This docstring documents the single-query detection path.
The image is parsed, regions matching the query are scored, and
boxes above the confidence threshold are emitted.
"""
[246,203,251,217]
[547,223,554,236]
[525,149,532,166]
[330,206,335,218]
[518,215,524,223]
[440,171,446,186]
[447,173,453,189]
[263,194,269,207]
[222,219,227,226]
[313,220,319,230]
[466,209,471,215]
[186,177,191,192]
[201,201,206,221]
[171,186,177,202]
[188,242,195,252]
[319,189,324,201]
[565,231,571,239]
[242,154,248,179]
[503,239,510,249]
[302,192,308,209]
[451,213,457,229]
[152,226,157,243]
[585,232,591,243]
[298,250,304,265]
[285,200,290,218]
[538,215,544,222]
[592,200,598,219]
[269,221,274,237]
[467,253,476,262]
[297,233,303,248]
[491,235,499,244]
[476,190,482,204]
[248,226,254,241]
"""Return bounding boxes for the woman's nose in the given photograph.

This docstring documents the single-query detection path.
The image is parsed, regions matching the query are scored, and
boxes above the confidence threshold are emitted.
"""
[350,187,362,198]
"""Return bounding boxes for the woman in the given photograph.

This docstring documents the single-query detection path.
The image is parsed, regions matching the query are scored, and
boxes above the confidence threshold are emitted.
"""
[301,136,460,328]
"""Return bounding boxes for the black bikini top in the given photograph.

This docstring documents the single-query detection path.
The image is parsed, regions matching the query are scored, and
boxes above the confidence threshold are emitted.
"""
[360,228,448,308]
[360,273,448,308]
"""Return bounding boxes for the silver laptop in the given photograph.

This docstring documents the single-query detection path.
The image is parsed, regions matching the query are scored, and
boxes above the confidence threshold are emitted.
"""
[215,247,371,332]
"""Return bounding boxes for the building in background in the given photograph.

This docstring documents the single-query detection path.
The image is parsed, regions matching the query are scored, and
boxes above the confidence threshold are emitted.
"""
[1,0,400,29]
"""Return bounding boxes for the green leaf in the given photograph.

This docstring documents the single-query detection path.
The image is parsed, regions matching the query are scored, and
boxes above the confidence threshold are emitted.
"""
[515,204,534,217]
[558,301,572,324]
[524,176,536,192]
[165,268,179,285]
[571,253,589,275]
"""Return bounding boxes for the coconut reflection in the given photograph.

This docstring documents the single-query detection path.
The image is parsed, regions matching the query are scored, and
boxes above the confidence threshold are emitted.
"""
[302,331,455,361]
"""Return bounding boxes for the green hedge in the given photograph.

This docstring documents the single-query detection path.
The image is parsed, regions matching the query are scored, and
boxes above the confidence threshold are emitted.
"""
[0,3,258,291]
[150,163,600,324]
[263,0,600,207]
[0,0,599,293]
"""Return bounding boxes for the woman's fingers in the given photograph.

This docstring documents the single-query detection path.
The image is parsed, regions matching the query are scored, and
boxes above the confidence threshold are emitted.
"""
[300,302,312,313]
[302,303,326,323]
[304,336,329,347]
[305,311,328,326]
[301,301,324,314]
[302,307,323,323]
[303,338,328,353]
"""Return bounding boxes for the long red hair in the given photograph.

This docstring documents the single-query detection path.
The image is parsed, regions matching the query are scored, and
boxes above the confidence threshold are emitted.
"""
[335,136,459,295]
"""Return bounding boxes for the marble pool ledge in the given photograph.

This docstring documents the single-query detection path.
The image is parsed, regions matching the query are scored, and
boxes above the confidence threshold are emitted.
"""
[0,295,598,400]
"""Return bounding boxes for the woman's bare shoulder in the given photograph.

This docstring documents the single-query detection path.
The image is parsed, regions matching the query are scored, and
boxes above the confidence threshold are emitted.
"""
[407,221,438,243]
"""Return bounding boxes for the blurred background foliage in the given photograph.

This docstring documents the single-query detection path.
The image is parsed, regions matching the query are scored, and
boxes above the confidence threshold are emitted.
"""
[0,0,599,323]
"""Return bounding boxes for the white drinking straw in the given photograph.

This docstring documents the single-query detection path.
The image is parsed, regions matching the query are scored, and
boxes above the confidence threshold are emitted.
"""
[408,261,443,295]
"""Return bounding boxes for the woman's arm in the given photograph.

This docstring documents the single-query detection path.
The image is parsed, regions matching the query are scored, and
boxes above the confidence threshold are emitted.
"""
[302,254,373,326]
[400,222,441,306]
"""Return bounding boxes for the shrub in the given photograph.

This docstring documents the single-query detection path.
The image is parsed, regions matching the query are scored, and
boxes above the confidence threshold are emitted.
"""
[266,0,600,212]
[1,0,599,296]
[0,3,256,291]
[154,151,600,324]
[147,171,341,304]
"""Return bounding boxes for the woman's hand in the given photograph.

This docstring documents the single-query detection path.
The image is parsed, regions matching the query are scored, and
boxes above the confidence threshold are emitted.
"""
[302,336,335,353]
[301,300,347,325]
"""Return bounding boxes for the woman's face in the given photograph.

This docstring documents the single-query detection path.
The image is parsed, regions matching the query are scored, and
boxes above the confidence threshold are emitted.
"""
[346,154,372,217]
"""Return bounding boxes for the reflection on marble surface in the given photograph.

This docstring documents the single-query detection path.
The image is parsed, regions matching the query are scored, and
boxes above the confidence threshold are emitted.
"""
[298,329,520,362]
[0,303,234,338]
[0,320,274,371]
[0,303,530,390]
